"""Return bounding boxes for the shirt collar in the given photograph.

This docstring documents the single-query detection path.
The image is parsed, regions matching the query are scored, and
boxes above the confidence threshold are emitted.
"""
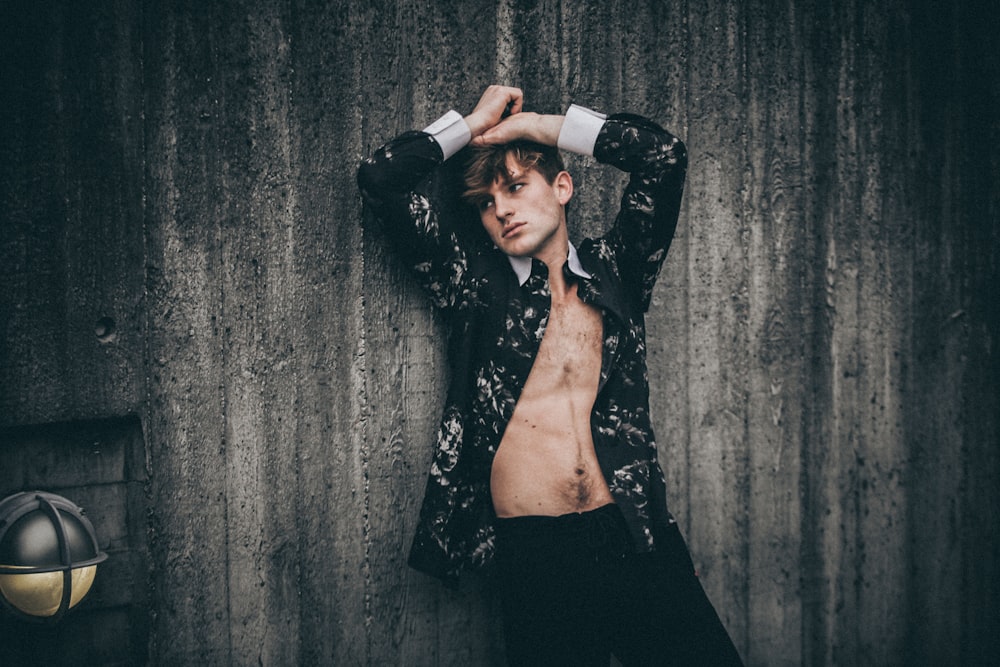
[507,241,593,286]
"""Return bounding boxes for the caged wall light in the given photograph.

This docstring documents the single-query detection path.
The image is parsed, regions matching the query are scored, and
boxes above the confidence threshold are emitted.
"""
[0,491,107,622]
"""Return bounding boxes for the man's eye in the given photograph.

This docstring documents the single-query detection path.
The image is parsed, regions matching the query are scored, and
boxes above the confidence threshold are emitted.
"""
[510,183,524,193]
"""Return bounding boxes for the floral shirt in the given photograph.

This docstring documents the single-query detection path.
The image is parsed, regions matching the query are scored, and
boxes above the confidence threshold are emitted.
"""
[357,110,687,585]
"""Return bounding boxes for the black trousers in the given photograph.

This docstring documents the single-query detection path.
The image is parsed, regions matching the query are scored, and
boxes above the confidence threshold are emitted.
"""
[494,504,744,667]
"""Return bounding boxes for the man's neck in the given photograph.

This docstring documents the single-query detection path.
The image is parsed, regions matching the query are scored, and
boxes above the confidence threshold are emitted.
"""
[545,256,573,297]
[506,239,593,289]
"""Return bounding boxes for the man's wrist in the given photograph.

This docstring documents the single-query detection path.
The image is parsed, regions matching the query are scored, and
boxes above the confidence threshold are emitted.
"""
[462,110,490,139]
[533,114,565,146]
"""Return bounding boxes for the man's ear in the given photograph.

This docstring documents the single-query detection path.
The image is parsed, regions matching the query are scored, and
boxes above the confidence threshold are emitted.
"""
[555,170,573,205]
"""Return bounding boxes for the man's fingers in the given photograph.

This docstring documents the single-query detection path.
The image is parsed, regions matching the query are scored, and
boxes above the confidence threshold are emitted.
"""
[466,85,525,138]
[507,96,524,116]
[480,85,523,118]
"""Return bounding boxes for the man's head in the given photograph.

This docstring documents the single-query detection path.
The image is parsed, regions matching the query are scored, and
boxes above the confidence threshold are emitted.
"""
[462,141,573,260]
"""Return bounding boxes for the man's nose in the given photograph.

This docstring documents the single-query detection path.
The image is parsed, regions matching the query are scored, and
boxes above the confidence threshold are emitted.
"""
[494,196,514,222]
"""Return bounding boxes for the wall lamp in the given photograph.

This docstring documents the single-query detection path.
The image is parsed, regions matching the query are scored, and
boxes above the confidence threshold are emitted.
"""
[0,491,107,622]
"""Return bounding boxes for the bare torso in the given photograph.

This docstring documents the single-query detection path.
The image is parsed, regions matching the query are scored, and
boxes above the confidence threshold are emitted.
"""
[490,281,614,518]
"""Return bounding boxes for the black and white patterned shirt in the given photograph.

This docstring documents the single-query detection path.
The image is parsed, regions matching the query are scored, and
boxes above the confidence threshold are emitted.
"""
[358,106,687,585]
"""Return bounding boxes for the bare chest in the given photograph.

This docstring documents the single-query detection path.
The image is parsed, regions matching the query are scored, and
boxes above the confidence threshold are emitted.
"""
[530,292,603,387]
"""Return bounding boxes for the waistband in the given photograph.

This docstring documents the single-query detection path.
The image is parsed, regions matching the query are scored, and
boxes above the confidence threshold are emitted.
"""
[494,503,634,553]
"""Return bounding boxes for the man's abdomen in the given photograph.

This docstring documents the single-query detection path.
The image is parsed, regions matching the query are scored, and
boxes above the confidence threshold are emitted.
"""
[490,293,612,518]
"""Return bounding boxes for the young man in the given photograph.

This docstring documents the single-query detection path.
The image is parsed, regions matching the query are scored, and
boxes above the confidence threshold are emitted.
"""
[358,85,742,665]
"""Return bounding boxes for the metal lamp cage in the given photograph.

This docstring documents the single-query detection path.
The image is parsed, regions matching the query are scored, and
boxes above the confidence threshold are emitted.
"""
[0,491,108,622]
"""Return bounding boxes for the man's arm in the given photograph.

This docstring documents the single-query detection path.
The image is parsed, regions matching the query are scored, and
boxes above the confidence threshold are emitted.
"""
[357,86,524,310]
[469,109,563,147]
[595,113,687,312]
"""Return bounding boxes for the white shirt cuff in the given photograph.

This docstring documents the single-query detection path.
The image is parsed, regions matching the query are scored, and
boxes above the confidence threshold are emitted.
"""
[557,104,606,157]
[423,110,471,160]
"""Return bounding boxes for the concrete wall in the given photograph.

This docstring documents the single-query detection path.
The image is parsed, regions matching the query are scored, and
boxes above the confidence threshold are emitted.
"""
[1,1,997,665]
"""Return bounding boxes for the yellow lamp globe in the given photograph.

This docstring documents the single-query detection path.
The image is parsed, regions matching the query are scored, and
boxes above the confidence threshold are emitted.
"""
[0,564,98,617]
[0,491,107,621]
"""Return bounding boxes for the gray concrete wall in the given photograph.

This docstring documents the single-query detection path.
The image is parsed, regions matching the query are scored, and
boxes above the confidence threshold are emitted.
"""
[1,1,997,665]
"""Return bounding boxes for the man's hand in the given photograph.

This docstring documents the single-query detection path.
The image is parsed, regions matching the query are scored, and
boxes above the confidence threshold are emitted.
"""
[464,84,565,147]
[471,112,564,147]
[464,85,524,139]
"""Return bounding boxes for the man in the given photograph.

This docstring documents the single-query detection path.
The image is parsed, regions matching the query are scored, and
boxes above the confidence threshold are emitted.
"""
[358,85,742,666]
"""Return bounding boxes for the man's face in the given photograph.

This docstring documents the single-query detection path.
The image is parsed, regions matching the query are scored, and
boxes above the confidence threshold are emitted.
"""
[477,155,573,260]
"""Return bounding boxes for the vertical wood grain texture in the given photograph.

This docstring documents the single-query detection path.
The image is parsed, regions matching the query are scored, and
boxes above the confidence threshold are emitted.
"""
[740,3,809,662]
[1,0,997,665]
[142,4,233,663]
[287,2,371,663]
[0,1,145,424]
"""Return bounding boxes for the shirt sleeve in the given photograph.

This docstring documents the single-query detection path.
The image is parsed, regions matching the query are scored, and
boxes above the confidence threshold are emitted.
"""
[356,116,476,312]
[592,113,688,312]
[423,110,472,161]
[557,104,606,157]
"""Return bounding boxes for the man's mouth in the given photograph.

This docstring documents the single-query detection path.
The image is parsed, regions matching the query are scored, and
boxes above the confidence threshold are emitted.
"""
[502,222,526,238]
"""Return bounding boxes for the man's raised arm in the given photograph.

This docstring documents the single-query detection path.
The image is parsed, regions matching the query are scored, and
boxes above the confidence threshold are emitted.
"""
[356,85,524,310]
